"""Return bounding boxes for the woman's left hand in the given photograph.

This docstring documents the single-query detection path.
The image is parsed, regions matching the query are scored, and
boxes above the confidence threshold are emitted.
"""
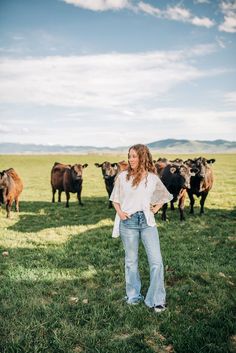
[150,204,163,214]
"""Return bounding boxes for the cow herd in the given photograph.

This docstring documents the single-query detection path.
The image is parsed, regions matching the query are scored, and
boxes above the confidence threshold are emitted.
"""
[0,157,215,221]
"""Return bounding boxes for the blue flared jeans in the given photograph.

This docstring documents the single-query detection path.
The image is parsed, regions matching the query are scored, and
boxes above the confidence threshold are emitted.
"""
[119,211,166,307]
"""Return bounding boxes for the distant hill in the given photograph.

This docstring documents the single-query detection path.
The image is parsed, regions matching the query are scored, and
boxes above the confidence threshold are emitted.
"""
[0,139,235,154]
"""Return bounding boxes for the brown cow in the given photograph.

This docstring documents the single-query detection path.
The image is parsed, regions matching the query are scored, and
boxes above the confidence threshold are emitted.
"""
[0,168,23,218]
[51,162,70,203]
[117,160,129,173]
[51,162,88,208]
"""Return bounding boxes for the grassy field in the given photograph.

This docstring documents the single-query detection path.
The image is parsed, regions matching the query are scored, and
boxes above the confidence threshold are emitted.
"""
[0,153,236,353]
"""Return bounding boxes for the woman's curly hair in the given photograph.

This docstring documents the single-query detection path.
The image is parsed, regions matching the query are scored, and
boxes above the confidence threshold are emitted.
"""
[127,144,156,187]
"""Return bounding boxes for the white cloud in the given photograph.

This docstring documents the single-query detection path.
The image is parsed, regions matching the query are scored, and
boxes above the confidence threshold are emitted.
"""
[138,2,161,16]
[219,1,236,33]
[138,2,215,28]
[62,0,132,11]
[0,45,222,109]
[62,0,215,28]
[2,107,235,146]
[224,91,236,105]
[194,0,210,4]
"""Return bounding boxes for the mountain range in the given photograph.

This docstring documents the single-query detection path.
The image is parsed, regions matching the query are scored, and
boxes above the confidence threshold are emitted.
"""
[0,139,235,154]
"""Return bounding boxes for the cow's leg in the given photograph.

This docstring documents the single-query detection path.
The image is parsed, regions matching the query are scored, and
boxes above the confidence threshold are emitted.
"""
[188,191,195,214]
[161,203,167,221]
[200,191,208,215]
[52,187,56,203]
[65,192,70,208]
[6,200,12,218]
[170,200,175,210]
[108,200,113,208]
[178,193,186,221]
[77,190,83,206]
[58,190,62,203]
[15,197,20,212]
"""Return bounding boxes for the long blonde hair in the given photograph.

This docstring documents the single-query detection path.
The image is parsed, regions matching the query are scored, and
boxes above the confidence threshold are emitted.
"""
[127,144,156,187]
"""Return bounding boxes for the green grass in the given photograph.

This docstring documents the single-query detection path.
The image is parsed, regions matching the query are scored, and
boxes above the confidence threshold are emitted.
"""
[0,154,236,353]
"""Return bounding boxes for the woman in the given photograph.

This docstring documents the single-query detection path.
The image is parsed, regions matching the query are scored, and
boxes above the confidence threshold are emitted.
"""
[110,144,173,313]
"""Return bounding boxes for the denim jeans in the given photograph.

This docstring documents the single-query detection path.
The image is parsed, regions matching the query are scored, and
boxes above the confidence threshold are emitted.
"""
[119,211,166,307]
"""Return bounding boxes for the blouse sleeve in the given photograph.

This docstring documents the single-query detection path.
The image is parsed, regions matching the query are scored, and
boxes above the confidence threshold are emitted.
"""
[151,177,173,205]
[109,175,121,203]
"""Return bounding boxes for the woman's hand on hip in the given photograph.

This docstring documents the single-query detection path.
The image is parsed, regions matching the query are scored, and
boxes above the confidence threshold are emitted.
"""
[150,204,163,214]
[118,211,131,220]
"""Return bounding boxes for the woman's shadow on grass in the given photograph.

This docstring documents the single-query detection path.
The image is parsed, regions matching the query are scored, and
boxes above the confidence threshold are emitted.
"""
[7,197,116,233]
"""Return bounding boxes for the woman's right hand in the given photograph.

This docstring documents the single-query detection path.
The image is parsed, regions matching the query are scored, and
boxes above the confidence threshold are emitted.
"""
[118,211,131,220]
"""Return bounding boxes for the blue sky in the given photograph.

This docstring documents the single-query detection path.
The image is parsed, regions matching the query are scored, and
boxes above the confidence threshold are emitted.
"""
[0,0,235,147]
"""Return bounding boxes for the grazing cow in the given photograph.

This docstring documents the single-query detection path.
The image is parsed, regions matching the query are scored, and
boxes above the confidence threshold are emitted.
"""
[0,168,23,218]
[160,163,195,221]
[95,161,119,208]
[184,157,215,215]
[51,162,88,208]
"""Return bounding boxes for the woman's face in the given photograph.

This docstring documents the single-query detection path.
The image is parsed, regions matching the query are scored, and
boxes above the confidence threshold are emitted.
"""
[128,148,139,171]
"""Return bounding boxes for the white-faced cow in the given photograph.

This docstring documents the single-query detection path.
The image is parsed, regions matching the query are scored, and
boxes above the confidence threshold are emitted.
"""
[0,168,23,218]
[51,162,88,208]
[184,157,215,215]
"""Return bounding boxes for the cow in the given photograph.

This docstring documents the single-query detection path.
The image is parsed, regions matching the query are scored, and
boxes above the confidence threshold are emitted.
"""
[51,162,88,208]
[0,168,23,218]
[160,162,195,221]
[51,162,70,203]
[184,157,215,215]
[95,161,118,208]
[117,160,129,173]
[153,158,169,177]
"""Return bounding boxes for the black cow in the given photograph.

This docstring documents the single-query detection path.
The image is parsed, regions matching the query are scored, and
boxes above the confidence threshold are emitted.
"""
[160,163,195,221]
[185,157,215,215]
[95,161,118,208]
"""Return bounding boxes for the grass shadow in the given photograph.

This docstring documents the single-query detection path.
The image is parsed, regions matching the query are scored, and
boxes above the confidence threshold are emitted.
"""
[6,197,116,233]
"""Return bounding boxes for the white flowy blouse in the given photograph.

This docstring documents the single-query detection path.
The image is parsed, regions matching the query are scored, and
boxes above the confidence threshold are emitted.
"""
[109,171,173,238]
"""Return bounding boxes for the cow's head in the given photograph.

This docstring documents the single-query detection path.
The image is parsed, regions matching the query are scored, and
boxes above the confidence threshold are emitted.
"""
[188,157,215,180]
[154,158,169,176]
[117,160,129,173]
[71,164,88,181]
[95,161,118,180]
[170,163,195,189]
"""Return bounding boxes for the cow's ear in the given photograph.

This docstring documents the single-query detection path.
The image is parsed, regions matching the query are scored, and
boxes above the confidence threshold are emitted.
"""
[94,163,101,168]
[207,159,215,164]
[170,167,176,174]
[83,164,88,168]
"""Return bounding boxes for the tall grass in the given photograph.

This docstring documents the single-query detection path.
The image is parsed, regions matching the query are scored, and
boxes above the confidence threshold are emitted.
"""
[0,154,235,353]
